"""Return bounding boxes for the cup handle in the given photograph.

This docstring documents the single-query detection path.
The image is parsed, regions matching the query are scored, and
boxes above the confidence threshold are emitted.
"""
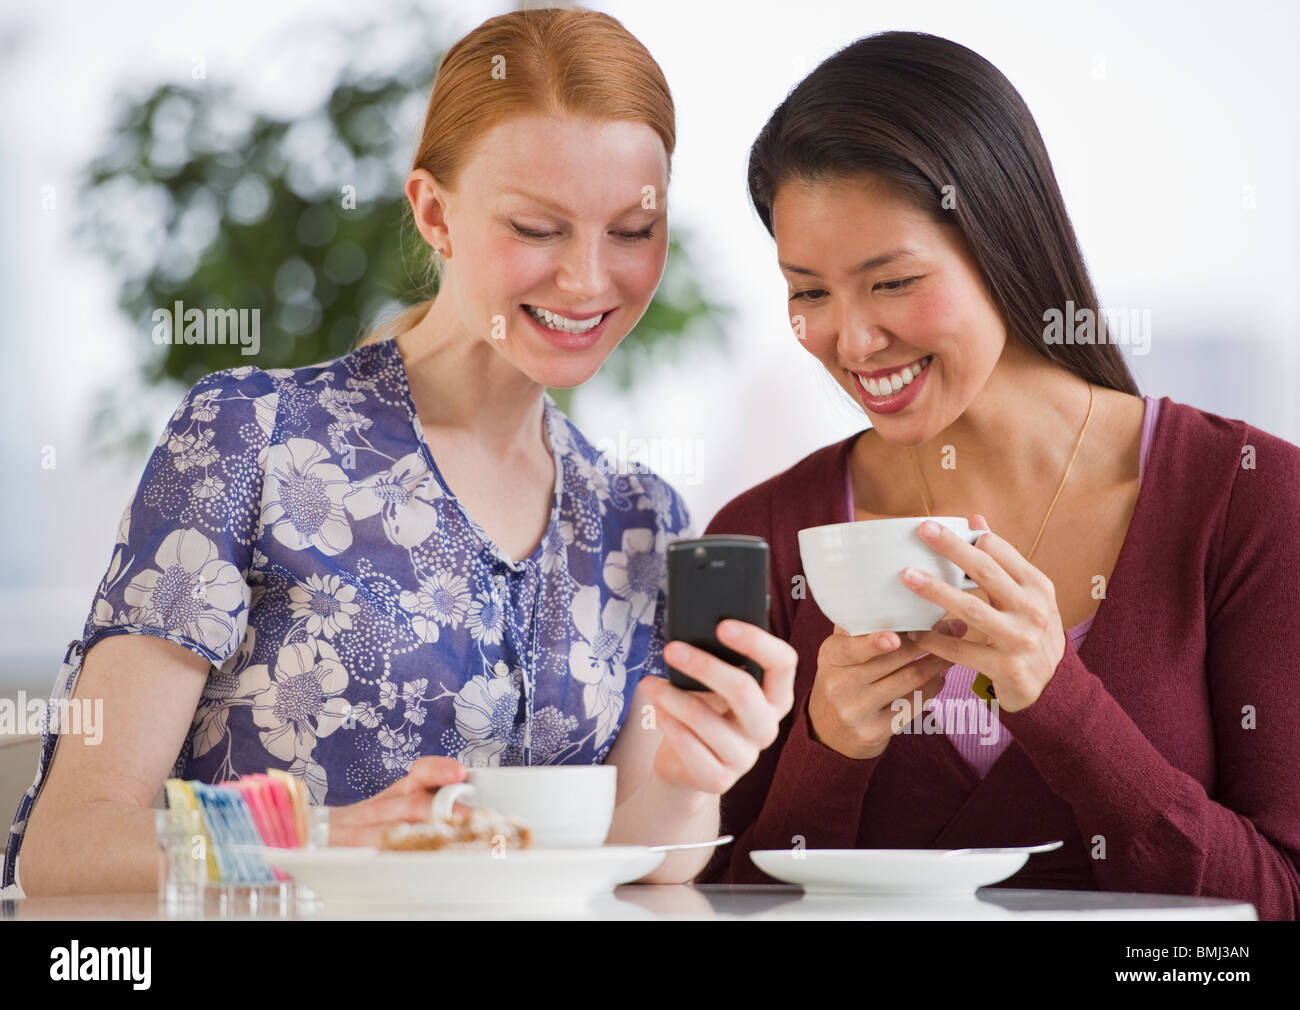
[431,783,474,823]
[957,529,991,590]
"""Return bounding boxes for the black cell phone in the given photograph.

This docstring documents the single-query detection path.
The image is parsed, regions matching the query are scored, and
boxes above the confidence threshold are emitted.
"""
[665,535,770,691]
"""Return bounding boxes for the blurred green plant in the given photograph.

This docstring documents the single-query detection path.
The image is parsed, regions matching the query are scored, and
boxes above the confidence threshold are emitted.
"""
[79,5,730,456]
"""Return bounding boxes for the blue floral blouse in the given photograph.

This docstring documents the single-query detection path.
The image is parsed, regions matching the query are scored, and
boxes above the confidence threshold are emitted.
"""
[3,337,693,892]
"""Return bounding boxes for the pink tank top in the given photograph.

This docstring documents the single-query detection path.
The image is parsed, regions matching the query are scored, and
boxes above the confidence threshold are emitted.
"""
[844,394,1161,777]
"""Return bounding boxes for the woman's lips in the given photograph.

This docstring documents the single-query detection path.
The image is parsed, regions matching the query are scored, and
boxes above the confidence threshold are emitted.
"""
[519,305,614,350]
[851,355,932,414]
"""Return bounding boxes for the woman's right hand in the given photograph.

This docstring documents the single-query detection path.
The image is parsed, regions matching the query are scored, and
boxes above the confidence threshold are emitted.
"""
[326,756,468,846]
[807,619,966,759]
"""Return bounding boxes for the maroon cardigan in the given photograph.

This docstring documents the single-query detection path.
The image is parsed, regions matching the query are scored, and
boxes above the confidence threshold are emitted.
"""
[697,396,1300,920]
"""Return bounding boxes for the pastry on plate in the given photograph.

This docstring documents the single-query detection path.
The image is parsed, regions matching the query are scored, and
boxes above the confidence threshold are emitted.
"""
[379,805,533,852]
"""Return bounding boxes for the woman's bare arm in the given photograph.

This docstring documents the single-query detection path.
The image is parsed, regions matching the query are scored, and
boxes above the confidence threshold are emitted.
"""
[603,677,719,884]
[18,634,210,896]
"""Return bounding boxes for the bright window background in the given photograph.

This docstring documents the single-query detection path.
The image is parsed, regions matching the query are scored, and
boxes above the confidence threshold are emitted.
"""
[2,0,1296,696]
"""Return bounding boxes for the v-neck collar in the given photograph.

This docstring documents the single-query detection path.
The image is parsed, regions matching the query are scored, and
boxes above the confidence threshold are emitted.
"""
[833,393,1169,785]
[837,394,1166,643]
[383,337,565,571]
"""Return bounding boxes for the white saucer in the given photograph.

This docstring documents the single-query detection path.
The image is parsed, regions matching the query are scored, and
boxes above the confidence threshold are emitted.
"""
[233,845,665,906]
[749,848,1030,896]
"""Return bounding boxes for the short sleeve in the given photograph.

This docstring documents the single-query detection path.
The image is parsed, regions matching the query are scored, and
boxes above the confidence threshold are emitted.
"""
[83,366,277,667]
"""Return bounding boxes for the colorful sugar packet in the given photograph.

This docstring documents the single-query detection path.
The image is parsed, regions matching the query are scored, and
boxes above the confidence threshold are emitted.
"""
[163,770,312,884]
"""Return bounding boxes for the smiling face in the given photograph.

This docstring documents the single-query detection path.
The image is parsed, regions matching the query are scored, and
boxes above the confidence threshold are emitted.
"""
[772,174,1010,445]
[408,113,670,389]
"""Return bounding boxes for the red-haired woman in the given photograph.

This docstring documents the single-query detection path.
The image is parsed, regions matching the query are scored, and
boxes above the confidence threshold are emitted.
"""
[5,8,795,898]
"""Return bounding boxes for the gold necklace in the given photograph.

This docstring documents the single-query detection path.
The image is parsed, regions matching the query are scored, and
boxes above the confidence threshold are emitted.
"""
[907,382,1093,564]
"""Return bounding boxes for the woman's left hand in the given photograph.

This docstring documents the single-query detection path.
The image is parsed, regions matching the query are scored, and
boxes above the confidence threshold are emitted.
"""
[639,621,797,795]
[899,514,1067,713]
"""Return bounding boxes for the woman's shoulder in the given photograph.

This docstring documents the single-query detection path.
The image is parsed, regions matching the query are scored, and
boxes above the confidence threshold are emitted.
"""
[1147,397,1300,632]
[174,361,277,415]
[166,340,404,444]
[1153,395,1300,488]
[543,395,696,537]
[1150,396,1300,572]
[186,339,397,401]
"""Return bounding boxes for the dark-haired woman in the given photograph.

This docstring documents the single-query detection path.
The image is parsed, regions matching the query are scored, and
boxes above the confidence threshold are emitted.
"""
[698,31,1300,920]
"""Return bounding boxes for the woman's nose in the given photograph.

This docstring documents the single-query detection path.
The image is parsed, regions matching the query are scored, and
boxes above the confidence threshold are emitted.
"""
[554,237,607,301]
[836,308,891,363]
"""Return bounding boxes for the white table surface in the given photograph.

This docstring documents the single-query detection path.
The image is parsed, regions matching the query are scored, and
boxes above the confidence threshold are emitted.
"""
[3,885,1258,921]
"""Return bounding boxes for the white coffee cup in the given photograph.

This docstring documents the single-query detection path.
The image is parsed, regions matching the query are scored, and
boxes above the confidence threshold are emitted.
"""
[797,516,989,636]
[429,766,616,848]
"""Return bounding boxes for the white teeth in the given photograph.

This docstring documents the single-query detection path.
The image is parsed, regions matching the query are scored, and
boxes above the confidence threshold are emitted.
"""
[862,356,931,398]
[525,305,604,334]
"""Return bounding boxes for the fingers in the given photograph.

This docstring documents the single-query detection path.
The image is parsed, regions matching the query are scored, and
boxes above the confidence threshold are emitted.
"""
[372,756,466,800]
[972,524,1056,597]
[722,618,800,712]
[715,619,796,682]
[819,618,963,670]
[663,641,754,704]
[820,627,904,667]
[657,620,797,762]
[820,632,933,687]
[886,669,949,728]
[715,619,798,712]
[901,565,1017,643]
[907,617,967,655]
[654,709,730,792]
[330,757,469,845]
[938,618,968,639]
[330,788,447,843]
[868,653,952,711]
[402,755,468,791]
[918,666,948,705]
[967,513,1040,587]
[663,637,783,744]
[874,659,951,732]
[646,681,757,768]
[907,625,995,673]
[917,518,1026,603]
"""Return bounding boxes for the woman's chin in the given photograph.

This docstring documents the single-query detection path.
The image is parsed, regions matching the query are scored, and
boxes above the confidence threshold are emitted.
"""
[522,356,605,392]
[520,335,628,391]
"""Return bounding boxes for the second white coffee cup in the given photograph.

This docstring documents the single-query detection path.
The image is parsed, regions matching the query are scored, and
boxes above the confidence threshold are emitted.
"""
[798,516,989,636]
[430,765,617,848]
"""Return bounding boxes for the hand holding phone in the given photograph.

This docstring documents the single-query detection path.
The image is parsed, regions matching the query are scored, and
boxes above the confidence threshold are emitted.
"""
[641,534,796,800]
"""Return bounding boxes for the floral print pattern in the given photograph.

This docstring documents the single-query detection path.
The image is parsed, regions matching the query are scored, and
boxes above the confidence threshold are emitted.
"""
[3,338,693,894]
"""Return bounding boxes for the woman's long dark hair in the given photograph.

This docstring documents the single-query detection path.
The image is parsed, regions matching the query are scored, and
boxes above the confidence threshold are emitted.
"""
[748,31,1140,396]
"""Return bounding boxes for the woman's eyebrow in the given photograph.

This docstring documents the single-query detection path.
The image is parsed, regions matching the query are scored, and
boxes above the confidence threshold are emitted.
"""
[779,247,918,277]
[500,186,653,218]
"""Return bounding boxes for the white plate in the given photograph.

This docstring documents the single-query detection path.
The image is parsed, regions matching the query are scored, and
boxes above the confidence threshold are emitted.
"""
[234,845,665,906]
[750,848,1030,896]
